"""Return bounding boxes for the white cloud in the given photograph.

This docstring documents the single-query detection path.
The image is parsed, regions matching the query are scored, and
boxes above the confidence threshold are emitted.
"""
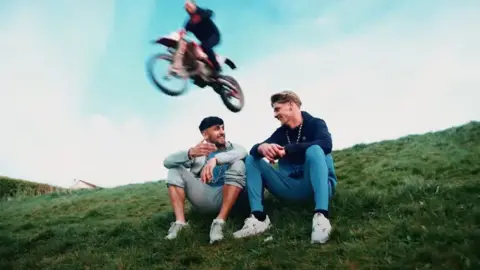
[0,2,478,188]
[0,1,117,186]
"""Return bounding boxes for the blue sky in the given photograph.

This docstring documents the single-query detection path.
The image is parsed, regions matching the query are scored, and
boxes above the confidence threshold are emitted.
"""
[0,0,479,188]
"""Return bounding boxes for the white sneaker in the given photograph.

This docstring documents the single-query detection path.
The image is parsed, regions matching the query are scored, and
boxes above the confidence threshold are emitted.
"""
[209,218,225,244]
[165,221,188,240]
[233,214,271,239]
[311,213,332,244]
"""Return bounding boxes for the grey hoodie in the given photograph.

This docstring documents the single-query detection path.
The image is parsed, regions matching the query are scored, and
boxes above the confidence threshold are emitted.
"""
[163,141,247,178]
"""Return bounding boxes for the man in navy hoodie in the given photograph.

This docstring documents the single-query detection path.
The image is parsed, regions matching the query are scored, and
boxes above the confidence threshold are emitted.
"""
[233,91,338,244]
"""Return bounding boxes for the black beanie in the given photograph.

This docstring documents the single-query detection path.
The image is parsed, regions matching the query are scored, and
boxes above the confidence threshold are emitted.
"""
[199,116,224,132]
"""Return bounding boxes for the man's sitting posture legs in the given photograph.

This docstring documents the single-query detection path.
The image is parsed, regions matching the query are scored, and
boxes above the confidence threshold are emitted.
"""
[233,146,336,243]
[163,116,247,243]
[233,91,338,244]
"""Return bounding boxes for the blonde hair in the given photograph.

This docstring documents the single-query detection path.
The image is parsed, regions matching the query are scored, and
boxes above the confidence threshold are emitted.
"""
[270,90,302,108]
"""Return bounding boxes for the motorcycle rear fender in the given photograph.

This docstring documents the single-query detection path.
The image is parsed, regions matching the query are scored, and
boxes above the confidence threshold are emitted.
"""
[216,55,236,70]
[224,58,236,70]
[155,37,178,48]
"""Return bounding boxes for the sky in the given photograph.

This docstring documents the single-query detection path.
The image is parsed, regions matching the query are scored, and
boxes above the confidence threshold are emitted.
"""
[0,0,478,188]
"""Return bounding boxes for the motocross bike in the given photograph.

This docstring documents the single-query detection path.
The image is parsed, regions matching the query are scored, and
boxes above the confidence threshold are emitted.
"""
[146,31,244,113]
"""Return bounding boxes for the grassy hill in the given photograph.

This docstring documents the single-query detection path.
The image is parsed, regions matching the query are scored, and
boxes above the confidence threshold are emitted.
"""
[1,121,479,269]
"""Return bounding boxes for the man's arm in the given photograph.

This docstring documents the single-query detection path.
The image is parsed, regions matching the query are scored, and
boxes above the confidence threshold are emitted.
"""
[214,143,247,165]
[249,128,283,158]
[163,149,194,169]
[284,119,332,155]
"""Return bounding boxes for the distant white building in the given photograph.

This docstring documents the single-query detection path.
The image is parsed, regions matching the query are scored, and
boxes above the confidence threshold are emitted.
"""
[70,179,100,190]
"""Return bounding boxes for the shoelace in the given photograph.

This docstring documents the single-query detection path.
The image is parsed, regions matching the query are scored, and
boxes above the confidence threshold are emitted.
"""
[211,221,223,234]
[240,217,258,230]
[313,215,326,228]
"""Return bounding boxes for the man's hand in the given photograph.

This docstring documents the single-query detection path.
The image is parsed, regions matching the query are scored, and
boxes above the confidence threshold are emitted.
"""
[276,148,286,159]
[188,139,217,158]
[258,143,284,162]
[178,28,187,37]
[201,157,217,183]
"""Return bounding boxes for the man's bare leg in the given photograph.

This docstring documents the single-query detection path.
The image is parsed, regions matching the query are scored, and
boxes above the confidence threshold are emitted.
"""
[168,185,186,223]
[209,184,243,244]
[165,185,190,240]
[165,167,199,240]
[217,184,242,221]
[209,160,246,244]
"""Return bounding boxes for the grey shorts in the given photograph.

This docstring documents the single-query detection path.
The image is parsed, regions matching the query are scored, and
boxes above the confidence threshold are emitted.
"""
[165,159,246,212]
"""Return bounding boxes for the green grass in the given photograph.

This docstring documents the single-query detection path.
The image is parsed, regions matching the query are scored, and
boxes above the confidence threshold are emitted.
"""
[1,121,479,269]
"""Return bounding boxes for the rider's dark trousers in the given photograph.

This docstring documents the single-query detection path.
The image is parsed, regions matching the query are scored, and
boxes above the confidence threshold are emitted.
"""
[200,34,221,71]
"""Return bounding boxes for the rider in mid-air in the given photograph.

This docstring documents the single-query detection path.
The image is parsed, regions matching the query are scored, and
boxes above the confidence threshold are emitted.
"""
[172,0,222,77]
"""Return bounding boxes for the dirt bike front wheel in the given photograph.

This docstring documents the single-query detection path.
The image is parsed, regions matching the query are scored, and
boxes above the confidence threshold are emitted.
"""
[216,75,245,113]
[146,53,189,96]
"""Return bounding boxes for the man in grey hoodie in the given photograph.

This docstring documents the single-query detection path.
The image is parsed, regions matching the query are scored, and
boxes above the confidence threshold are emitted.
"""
[163,116,247,244]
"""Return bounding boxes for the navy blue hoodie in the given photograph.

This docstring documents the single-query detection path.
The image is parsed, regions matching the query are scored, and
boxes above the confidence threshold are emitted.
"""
[184,7,220,42]
[250,111,333,165]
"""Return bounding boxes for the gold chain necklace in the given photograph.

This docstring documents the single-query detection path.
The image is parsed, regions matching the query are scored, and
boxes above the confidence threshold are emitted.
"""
[286,124,303,144]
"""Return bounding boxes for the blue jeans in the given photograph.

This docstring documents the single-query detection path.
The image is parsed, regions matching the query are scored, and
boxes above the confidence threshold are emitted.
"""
[246,145,337,212]
[200,34,221,71]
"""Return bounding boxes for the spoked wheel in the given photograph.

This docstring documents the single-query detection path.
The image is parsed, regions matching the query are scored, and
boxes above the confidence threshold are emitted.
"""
[216,75,245,113]
[146,53,189,96]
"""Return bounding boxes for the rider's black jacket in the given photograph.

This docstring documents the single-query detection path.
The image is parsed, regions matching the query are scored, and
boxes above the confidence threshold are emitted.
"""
[184,7,220,42]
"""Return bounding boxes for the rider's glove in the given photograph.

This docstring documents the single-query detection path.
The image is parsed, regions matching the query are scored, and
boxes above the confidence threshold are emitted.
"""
[178,29,186,37]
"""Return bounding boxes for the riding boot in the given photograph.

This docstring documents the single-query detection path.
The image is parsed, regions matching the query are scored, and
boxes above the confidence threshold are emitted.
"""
[211,68,221,78]
[210,62,222,78]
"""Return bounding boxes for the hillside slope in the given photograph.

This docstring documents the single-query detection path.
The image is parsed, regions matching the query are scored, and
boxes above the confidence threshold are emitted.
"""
[1,121,479,269]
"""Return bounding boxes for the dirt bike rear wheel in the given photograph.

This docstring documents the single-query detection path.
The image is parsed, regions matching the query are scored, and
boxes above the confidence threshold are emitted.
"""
[146,53,189,96]
[216,75,245,113]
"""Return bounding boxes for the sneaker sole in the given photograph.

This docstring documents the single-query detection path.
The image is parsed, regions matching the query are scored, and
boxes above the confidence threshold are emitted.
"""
[233,224,272,239]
